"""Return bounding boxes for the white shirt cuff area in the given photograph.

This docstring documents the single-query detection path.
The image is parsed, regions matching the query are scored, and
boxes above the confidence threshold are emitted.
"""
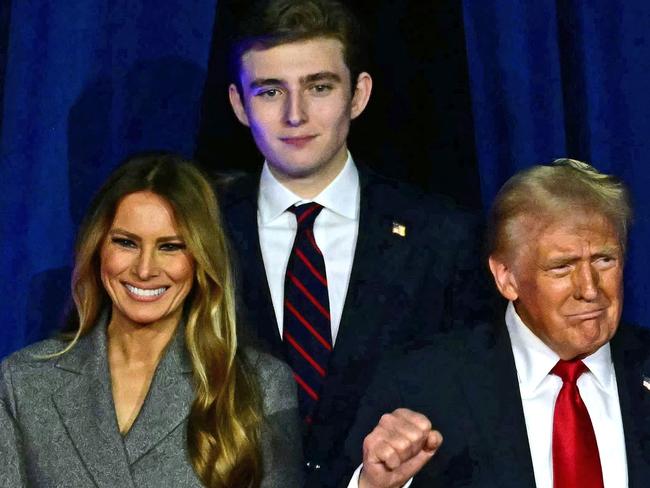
[346,464,413,488]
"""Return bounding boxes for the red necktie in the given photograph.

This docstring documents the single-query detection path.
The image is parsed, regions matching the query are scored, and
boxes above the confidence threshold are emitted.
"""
[551,359,604,488]
[283,203,332,423]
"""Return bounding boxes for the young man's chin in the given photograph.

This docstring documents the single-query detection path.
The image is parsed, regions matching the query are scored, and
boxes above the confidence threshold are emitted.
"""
[276,168,325,183]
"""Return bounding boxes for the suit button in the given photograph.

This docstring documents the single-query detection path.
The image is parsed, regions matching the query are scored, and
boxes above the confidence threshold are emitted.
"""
[314,464,321,470]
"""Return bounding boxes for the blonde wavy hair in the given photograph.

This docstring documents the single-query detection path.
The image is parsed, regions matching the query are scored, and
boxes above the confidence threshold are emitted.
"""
[65,153,262,487]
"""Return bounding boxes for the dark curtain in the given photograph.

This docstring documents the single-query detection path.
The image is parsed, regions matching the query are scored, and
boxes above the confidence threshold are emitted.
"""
[462,1,650,325]
[0,0,219,358]
[2,0,650,359]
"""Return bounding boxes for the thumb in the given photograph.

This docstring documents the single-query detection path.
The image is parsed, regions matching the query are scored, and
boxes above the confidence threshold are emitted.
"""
[396,443,438,480]
[424,430,443,452]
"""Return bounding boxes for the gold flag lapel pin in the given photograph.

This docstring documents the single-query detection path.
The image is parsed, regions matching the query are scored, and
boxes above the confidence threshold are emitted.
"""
[643,376,650,392]
[392,221,406,237]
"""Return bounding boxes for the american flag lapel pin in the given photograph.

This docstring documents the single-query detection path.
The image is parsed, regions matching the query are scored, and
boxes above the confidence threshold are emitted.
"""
[642,375,650,392]
[392,221,406,237]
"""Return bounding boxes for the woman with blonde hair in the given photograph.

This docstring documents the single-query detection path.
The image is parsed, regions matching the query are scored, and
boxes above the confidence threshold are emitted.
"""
[0,153,302,487]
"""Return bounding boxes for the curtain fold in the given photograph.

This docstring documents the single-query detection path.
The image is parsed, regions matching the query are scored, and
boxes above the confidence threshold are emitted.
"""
[463,0,650,325]
[462,0,567,200]
[0,0,218,358]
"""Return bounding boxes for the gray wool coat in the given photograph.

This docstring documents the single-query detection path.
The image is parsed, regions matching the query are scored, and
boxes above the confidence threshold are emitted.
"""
[0,318,303,487]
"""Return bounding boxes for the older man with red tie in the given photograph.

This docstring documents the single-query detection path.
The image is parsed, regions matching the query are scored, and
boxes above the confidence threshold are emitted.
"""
[343,159,650,488]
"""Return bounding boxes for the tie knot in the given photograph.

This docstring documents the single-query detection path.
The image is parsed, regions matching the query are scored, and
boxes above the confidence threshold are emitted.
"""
[551,359,588,384]
[289,203,324,231]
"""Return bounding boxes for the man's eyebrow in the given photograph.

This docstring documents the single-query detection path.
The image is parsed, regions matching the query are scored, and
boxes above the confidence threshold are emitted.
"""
[302,71,342,84]
[249,72,342,90]
[593,246,621,258]
[544,255,578,267]
[249,78,285,89]
[544,246,621,267]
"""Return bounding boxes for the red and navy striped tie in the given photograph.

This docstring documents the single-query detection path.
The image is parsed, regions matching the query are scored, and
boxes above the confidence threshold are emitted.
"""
[283,202,332,423]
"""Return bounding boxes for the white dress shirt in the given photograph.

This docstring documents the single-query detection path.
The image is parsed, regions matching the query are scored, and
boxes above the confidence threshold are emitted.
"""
[348,303,628,488]
[506,301,628,488]
[257,152,360,343]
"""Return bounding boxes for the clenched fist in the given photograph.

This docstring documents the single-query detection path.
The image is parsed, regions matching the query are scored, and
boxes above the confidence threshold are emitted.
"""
[359,408,442,488]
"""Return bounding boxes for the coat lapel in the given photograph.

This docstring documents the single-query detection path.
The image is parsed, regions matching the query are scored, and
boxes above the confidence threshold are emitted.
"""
[458,323,536,487]
[459,322,650,487]
[610,325,650,487]
[326,168,414,376]
[224,176,283,356]
[226,168,413,369]
[122,324,194,465]
[53,318,135,488]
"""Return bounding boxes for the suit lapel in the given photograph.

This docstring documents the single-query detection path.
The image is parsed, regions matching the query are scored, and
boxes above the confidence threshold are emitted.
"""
[610,325,650,487]
[53,319,135,488]
[459,322,650,487]
[312,168,419,432]
[326,168,411,375]
[227,168,411,369]
[122,325,193,465]
[458,323,536,487]
[225,176,283,356]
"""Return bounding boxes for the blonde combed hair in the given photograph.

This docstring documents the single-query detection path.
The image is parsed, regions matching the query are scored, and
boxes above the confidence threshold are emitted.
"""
[487,158,632,260]
[65,153,263,487]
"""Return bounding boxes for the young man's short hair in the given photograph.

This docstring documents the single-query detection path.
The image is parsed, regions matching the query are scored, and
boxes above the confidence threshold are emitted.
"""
[230,0,367,94]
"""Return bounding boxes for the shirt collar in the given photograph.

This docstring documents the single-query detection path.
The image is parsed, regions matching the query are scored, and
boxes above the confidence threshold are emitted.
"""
[257,151,359,224]
[505,301,614,397]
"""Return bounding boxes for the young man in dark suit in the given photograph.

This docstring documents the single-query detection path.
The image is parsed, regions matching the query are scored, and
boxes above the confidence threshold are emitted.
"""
[346,160,650,487]
[223,1,494,484]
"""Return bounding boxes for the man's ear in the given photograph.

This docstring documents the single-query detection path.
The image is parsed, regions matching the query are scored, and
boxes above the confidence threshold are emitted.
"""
[228,83,250,127]
[350,72,372,120]
[488,255,519,301]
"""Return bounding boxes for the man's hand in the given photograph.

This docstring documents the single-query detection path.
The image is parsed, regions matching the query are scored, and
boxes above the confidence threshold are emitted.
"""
[359,408,442,488]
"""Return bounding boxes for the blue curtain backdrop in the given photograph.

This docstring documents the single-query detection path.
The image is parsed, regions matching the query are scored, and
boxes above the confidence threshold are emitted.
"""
[0,1,218,358]
[2,0,650,359]
[462,0,650,326]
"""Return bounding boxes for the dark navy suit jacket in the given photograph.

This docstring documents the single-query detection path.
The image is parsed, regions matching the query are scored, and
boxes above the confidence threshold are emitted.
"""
[219,165,497,486]
[342,320,650,487]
